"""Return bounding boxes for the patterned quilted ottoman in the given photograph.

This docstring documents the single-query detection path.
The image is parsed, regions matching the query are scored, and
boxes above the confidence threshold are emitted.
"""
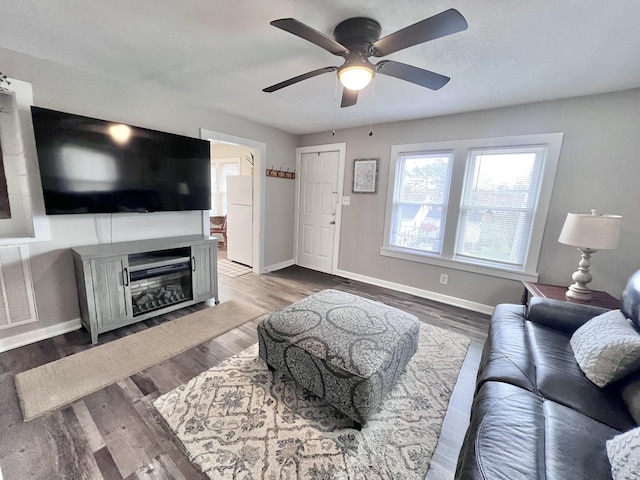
[257,289,420,427]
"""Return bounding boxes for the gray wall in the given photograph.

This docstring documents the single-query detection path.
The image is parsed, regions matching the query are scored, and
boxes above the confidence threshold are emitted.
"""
[299,89,640,307]
[2,44,638,342]
[0,48,297,340]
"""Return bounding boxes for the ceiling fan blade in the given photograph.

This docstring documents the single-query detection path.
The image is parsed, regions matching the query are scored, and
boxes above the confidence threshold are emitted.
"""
[341,88,358,108]
[371,9,468,57]
[270,18,349,56]
[263,67,338,93]
[376,60,450,90]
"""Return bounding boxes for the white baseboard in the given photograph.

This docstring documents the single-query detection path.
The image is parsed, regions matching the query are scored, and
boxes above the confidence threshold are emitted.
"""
[333,269,495,315]
[0,318,82,354]
[265,259,295,273]
[0,268,490,353]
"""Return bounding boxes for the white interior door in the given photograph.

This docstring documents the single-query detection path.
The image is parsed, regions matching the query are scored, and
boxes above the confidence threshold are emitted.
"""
[296,151,340,273]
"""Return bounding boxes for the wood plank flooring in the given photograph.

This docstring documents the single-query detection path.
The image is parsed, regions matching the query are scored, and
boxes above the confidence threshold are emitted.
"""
[0,249,489,479]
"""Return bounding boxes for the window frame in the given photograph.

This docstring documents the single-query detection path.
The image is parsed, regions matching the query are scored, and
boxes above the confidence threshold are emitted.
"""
[381,133,564,281]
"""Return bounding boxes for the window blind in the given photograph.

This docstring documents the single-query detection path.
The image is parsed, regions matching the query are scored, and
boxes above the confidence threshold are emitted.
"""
[390,151,453,254]
[455,146,547,267]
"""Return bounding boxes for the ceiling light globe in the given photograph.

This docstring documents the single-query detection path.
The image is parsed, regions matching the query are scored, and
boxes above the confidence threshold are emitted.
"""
[338,66,373,91]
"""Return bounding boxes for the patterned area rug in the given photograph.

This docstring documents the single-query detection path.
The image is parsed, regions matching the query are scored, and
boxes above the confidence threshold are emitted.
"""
[218,258,252,278]
[154,323,471,479]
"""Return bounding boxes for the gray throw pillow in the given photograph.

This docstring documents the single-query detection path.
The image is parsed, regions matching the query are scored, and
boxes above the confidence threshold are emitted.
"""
[606,426,640,480]
[570,309,640,387]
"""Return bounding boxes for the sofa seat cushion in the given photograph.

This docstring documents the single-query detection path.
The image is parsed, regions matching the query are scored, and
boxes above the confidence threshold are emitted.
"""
[476,305,636,431]
[456,381,620,480]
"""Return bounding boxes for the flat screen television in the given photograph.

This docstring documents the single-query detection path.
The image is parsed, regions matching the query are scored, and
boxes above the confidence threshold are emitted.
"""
[31,106,211,214]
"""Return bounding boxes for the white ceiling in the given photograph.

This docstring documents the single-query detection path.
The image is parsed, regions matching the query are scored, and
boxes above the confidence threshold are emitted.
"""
[1,1,640,135]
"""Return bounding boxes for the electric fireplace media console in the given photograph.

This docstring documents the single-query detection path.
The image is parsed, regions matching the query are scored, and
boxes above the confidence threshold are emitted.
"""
[72,235,219,344]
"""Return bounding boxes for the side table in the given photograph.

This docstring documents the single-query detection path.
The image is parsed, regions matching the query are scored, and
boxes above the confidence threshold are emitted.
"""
[521,281,619,310]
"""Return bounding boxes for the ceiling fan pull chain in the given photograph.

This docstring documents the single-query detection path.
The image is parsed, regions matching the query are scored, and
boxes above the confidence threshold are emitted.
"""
[332,76,338,135]
[369,76,376,136]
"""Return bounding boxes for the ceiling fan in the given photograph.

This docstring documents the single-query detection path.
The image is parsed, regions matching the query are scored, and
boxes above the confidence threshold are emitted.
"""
[263,9,468,107]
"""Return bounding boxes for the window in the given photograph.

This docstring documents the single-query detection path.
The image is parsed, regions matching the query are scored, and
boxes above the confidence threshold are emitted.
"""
[456,146,546,267]
[389,151,453,254]
[382,134,563,281]
[210,159,240,215]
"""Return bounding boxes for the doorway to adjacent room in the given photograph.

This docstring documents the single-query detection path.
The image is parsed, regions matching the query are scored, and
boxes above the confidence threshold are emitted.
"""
[200,129,265,274]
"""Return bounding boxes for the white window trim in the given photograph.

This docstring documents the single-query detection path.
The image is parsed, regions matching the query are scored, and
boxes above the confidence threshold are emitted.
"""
[381,133,564,282]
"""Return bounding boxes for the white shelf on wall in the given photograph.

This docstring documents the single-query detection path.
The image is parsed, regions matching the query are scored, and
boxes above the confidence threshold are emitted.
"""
[0,78,51,245]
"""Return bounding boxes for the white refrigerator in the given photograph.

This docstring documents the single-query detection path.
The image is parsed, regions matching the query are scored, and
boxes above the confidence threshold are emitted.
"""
[226,175,253,267]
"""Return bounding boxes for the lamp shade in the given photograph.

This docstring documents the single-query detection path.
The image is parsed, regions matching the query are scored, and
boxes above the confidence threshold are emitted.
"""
[558,211,622,250]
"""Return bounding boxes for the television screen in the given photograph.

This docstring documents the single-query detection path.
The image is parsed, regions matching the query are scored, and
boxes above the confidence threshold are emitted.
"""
[31,106,211,214]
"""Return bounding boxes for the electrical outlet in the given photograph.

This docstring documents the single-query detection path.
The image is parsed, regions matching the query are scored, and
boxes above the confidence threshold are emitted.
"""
[342,196,351,205]
[439,273,448,285]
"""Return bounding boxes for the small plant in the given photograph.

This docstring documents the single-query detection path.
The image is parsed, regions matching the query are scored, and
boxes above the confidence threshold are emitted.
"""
[0,72,11,92]
[244,152,254,167]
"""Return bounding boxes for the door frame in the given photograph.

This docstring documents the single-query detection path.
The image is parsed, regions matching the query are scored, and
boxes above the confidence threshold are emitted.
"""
[294,143,346,274]
[200,128,265,274]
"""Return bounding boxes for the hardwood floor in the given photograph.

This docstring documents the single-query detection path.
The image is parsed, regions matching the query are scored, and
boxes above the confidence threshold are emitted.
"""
[0,249,489,479]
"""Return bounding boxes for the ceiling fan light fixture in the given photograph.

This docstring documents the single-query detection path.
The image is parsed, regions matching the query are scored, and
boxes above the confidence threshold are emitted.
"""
[264,10,468,105]
[338,65,374,91]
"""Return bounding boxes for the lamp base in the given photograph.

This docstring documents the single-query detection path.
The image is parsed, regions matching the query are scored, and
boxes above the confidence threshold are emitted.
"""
[565,247,597,302]
[566,284,593,302]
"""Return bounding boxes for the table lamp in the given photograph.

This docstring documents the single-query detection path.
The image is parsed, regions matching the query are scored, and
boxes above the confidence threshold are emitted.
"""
[558,209,622,301]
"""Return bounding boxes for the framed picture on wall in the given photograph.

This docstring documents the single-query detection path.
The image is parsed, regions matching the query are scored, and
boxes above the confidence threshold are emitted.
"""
[352,158,379,194]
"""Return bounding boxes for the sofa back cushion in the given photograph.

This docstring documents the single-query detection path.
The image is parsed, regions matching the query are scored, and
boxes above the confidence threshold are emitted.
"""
[621,269,640,328]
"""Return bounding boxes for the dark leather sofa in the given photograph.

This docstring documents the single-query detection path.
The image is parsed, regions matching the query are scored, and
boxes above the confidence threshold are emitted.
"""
[455,271,640,479]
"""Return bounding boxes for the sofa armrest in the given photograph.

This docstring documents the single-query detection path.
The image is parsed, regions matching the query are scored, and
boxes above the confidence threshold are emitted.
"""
[526,297,610,334]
